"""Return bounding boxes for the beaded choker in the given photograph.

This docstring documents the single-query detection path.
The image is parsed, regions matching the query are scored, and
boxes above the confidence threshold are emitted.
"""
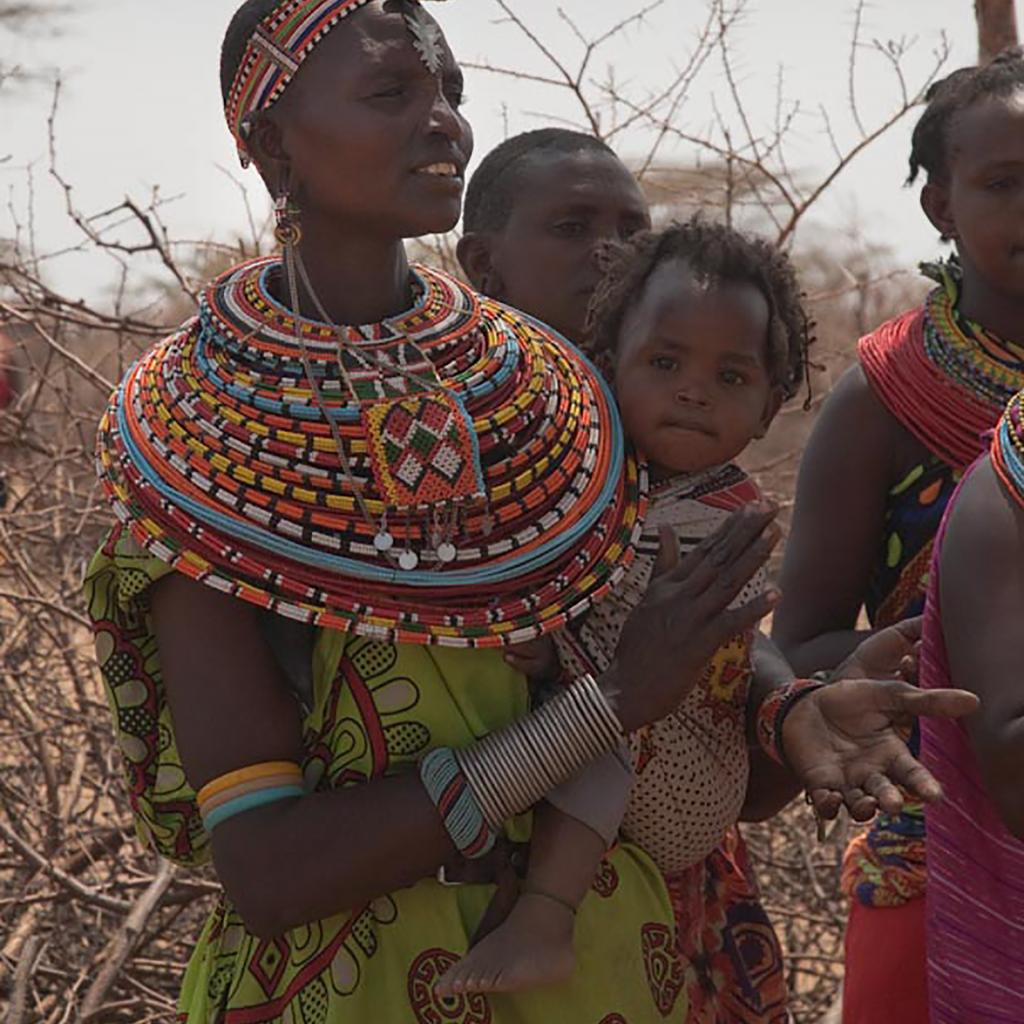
[97,259,646,647]
[859,260,1024,470]
[921,260,1024,411]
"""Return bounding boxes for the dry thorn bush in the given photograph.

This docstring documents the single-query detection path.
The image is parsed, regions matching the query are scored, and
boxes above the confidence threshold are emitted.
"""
[0,3,945,1020]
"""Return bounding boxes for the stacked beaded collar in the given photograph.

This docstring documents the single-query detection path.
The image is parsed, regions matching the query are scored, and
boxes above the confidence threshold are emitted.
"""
[226,0,446,164]
[993,389,1024,508]
[921,259,1024,410]
[859,258,1024,469]
[97,259,646,647]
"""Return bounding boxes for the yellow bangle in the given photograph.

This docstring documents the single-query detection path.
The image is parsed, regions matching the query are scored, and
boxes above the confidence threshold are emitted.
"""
[196,761,302,806]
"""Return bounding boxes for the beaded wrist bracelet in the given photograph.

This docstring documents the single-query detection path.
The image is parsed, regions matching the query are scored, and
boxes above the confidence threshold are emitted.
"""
[419,747,497,860]
[197,760,306,832]
[457,673,623,829]
[755,679,827,768]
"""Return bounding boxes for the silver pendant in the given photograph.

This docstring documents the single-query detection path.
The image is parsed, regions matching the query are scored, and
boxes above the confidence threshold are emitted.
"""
[399,549,420,571]
[374,531,395,553]
[436,542,457,564]
[404,3,444,75]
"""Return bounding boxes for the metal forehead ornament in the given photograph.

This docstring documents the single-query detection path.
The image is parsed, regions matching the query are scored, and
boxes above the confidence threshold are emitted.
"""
[404,1,446,74]
[227,0,453,165]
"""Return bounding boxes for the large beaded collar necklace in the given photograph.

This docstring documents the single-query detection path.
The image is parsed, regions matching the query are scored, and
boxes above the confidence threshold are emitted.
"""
[993,389,1024,509]
[99,0,648,648]
[98,259,646,647]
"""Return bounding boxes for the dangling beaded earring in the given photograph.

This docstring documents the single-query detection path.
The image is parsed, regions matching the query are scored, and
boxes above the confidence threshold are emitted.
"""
[275,188,303,248]
[273,180,400,563]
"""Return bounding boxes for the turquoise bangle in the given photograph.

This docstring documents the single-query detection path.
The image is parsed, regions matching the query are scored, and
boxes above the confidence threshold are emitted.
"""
[420,747,497,860]
[202,784,305,832]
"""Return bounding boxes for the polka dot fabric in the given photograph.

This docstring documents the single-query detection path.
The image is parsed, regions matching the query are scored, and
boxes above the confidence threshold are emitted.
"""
[557,464,766,874]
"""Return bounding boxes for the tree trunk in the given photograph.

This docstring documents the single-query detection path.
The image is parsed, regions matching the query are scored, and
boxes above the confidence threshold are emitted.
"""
[975,0,1020,63]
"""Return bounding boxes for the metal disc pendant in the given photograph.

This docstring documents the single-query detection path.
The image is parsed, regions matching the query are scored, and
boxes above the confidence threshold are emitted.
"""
[399,549,419,571]
[374,531,395,553]
[436,542,457,564]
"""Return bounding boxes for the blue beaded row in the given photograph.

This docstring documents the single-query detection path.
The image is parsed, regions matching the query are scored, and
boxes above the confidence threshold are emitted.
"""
[114,355,625,587]
[419,747,496,860]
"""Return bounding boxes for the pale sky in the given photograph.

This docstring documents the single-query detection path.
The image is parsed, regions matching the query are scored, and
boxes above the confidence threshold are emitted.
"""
[3,0,1020,302]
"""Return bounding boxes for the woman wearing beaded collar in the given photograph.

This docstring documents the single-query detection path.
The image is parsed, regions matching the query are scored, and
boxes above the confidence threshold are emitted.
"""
[773,51,1024,1022]
[913,394,1024,1021]
[84,2,978,1020]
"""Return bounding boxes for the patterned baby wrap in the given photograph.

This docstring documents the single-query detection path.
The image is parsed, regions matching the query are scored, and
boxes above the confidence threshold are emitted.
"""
[558,464,765,874]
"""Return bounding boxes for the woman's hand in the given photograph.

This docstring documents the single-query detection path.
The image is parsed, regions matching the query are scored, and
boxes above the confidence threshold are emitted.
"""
[504,637,558,682]
[610,502,782,733]
[834,615,923,685]
[782,675,979,822]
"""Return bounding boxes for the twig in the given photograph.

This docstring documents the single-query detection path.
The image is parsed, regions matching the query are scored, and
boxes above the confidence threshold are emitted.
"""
[78,860,176,1021]
[0,303,113,394]
[4,934,41,1024]
[0,819,131,915]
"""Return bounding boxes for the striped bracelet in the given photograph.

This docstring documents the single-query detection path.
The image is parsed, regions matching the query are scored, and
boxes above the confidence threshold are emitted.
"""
[419,747,497,860]
[197,760,306,832]
[755,679,827,768]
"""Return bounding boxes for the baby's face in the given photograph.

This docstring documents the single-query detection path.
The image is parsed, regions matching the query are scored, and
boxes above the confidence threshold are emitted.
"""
[613,259,779,478]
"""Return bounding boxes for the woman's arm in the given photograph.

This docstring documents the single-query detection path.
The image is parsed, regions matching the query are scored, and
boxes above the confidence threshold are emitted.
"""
[772,364,915,674]
[152,573,456,939]
[938,458,1024,838]
[742,617,932,821]
[740,632,801,821]
[153,505,783,937]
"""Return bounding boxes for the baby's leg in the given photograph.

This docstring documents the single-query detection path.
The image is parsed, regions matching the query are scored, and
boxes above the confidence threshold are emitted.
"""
[436,748,632,996]
[435,802,606,995]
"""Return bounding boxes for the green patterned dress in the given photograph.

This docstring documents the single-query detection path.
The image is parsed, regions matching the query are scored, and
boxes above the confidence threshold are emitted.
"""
[85,526,680,1024]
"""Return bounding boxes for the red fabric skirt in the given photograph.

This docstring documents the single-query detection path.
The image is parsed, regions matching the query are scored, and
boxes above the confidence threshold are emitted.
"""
[842,897,929,1024]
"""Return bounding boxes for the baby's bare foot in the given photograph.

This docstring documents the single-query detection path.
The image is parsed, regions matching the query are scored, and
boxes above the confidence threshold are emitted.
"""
[435,892,576,996]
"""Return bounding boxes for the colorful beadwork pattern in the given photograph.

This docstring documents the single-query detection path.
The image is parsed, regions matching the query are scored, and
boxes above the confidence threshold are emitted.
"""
[363,391,484,509]
[96,259,645,647]
[754,678,825,768]
[859,261,1024,470]
[993,388,1024,508]
[226,1,376,161]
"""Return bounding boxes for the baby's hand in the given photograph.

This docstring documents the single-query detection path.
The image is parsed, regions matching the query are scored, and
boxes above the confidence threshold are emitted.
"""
[504,637,559,682]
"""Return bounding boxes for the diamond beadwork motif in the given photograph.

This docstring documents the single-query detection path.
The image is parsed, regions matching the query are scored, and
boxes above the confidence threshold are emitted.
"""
[364,392,485,509]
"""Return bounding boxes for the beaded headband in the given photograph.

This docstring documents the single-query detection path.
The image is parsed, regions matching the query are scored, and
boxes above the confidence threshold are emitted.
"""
[226,0,448,165]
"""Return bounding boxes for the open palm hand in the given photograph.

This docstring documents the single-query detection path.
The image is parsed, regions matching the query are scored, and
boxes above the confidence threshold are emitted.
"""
[782,676,978,822]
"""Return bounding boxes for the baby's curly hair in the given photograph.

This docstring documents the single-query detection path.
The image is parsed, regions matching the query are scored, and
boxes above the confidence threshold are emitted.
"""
[587,218,810,401]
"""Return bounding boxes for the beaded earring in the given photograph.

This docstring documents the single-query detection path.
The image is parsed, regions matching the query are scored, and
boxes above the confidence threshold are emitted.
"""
[274,188,303,248]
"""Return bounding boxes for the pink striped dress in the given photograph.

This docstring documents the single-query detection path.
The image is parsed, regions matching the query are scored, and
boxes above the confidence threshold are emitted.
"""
[921,464,1024,1023]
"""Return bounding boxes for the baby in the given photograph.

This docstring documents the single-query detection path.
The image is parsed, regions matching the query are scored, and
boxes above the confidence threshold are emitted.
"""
[438,217,809,996]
